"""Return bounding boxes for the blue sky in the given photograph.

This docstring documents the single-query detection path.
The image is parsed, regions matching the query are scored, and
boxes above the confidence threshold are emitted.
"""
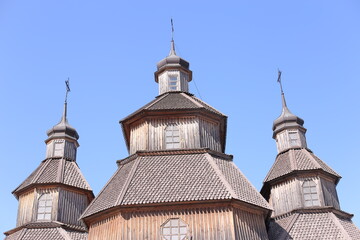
[1,0,359,234]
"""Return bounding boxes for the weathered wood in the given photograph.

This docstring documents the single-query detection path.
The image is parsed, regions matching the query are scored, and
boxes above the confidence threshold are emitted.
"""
[16,189,35,226]
[88,206,267,240]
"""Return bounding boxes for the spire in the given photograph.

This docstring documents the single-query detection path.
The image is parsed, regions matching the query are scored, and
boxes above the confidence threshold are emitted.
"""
[273,71,304,133]
[154,20,192,94]
[45,80,79,145]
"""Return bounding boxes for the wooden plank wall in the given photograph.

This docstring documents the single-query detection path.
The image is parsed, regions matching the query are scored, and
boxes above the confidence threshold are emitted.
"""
[57,189,89,226]
[130,117,222,154]
[88,207,244,240]
[320,178,340,209]
[16,190,35,226]
[270,178,302,216]
[233,208,269,240]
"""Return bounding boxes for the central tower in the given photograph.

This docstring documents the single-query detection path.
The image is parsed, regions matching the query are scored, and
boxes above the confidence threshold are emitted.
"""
[81,39,271,240]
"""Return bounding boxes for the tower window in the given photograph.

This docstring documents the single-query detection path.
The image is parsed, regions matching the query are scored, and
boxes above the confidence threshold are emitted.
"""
[37,193,53,220]
[303,180,320,207]
[289,131,299,146]
[165,125,180,149]
[161,218,188,240]
[168,75,178,91]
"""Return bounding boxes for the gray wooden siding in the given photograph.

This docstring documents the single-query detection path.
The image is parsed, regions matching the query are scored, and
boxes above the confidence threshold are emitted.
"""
[57,189,89,226]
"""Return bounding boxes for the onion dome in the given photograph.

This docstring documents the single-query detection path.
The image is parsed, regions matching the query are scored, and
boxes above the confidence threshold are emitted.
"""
[155,40,192,83]
[272,93,305,138]
[45,102,79,143]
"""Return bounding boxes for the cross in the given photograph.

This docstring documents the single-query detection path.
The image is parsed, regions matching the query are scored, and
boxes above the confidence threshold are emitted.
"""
[277,69,284,94]
[65,78,71,103]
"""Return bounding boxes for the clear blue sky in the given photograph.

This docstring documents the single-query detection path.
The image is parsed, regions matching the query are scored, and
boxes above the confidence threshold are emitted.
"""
[1,0,359,234]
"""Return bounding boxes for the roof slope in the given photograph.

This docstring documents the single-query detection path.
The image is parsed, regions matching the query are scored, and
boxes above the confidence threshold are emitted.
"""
[13,158,92,196]
[121,91,226,122]
[82,149,270,219]
[268,210,360,240]
[4,222,87,240]
[264,148,340,183]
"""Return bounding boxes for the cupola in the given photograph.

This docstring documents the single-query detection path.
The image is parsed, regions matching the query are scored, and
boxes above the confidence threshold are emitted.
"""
[45,102,79,161]
[273,77,307,153]
[154,40,192,94]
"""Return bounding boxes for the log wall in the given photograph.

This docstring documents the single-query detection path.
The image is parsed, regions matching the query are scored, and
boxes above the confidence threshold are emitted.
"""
[88,207,268,240]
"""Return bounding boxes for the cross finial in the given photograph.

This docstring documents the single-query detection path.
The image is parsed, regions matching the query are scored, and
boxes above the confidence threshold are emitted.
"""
[65,78,71,103]
[171,18,174,41]
[277,69,284,94]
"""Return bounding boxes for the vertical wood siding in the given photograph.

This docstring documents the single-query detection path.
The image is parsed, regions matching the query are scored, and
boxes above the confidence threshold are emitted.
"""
[320,178,340,209]
[57,189,89,226]
[275,129,307,153]
[16,190,35,226]
[130,117,222,154]
[88,207,263,240]
[270,178,301,216]
[233,208,269,240]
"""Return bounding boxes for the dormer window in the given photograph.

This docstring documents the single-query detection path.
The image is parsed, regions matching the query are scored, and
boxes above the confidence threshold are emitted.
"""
[303,180,320,207]
[169,75,178,91]
[289,131,299,146]
[37,193,53,220]
[165,125,180,149]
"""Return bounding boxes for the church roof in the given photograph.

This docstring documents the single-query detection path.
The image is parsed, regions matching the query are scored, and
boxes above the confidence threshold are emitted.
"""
[4,222,87,240]
[264,148,340,183]
[81,149,270,219]
[121,91,226,121]
[13,158,92,197]
[267,208,360,240]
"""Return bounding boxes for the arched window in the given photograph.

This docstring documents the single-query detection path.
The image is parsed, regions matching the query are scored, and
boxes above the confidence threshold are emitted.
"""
[303,180,320,207]
[37,193,53,220]
[165,125,180,149]
[161,218,188,240]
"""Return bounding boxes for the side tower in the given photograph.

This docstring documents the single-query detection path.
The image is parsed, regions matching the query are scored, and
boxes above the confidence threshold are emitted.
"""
[4,87,94,239]
[261,76,360,239]
[81,39,271,240]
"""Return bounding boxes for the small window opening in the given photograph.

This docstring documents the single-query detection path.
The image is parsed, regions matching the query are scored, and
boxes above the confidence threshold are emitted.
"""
[165,125,180,149]
[169,76,178,91]
[161,218,188,240]
[37,193,53,220]
[303,180,320,207]
[54,142,63,156]
[289,131,299,146]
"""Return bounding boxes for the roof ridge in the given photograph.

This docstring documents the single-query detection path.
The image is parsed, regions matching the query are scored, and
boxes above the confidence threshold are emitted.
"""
[68,161,92,191]
[56,159,65,183]
[302,148,322,169]
[115,156,141,206]
[80,167,124,219]
[204,153,238,199]
[31,159,52,185]
[289,149,297,170]
[180,92,204,108]
[57,227,72,240]
[144,93,168,109]
[328,211,352,239]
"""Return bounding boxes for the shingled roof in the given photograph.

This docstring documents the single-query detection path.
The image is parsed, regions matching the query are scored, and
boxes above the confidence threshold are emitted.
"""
[264,148,340,183]
[121,91,226,121]
[4,222,87,240]
[268,208,360,240]
[81,149,270,219]
[13,158,92,197]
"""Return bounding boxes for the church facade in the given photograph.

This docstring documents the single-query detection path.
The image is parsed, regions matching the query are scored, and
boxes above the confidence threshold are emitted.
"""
[4,40,360,240]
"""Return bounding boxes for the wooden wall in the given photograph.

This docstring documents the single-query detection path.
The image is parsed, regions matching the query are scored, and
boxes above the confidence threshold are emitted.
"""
[269,178,302,217]
[57,189,89,226]
[275,129,307,153]
[16,189,35,226]
[129,117,222,154]
[320,178,340,209]
[233,208,269,240]
[88,206,268,240]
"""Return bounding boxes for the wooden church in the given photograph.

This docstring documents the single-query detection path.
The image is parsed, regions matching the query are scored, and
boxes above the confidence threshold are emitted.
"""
[4,39,360,240]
